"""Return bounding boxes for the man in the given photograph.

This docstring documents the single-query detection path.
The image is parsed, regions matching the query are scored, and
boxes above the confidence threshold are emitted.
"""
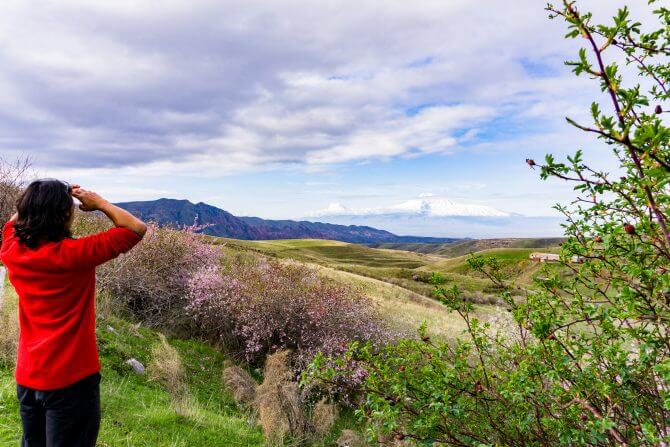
[0,179,147,446]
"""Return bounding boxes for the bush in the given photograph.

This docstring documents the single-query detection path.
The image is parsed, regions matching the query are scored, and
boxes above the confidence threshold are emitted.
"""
[98,224,221,333]
[71,211,111,237]
[309,2,670,445]
[186,257,392,368]
[222,361,258,410]
[311,399,338,438]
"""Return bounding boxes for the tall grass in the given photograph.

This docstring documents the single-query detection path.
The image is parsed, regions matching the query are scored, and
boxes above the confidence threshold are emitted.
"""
[0,284,17,368]
[148,334,194,418]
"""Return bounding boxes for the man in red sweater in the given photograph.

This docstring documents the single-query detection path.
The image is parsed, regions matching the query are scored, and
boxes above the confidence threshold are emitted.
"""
[0,179,147,447]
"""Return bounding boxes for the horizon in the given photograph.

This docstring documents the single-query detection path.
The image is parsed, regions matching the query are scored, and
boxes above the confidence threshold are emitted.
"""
[115,196,565,239]
[0,0,631,238]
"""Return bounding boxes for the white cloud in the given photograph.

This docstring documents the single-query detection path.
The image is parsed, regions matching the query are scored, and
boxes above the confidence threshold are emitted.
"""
[311,196,510,218]
[0,0,627,173]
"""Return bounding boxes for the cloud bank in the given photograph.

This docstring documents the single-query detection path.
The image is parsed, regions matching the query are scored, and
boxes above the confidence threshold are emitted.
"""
[312,196,511,218]
[0,0,611,175]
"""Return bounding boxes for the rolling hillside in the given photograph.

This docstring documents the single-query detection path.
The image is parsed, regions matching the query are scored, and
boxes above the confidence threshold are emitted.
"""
[214,237,561,301]
[368,237,565,257]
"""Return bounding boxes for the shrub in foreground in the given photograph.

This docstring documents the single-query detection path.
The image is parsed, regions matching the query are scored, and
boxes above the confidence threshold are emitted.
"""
[98,224,220,333]
[308,2,670,445]
[187,258,392,368]
[0,292,18,368]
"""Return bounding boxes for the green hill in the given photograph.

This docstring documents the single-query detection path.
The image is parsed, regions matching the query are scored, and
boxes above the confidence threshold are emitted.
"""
[369,237,565,257]
[0,237,562,445]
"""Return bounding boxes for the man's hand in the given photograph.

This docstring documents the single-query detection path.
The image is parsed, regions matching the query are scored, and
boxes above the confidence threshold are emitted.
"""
[71,187,110,212]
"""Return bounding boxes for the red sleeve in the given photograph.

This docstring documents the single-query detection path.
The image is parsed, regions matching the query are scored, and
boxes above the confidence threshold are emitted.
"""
[2,220,14,239]
[1,220,16,250]
[65,227,142,268]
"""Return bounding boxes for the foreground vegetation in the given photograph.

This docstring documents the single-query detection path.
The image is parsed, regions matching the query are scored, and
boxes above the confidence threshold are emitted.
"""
[0,283,264,446]
[309,1,670,445]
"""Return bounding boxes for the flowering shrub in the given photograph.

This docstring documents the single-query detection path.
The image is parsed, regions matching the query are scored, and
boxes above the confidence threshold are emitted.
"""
[96,220,391,375]
[98,224,221,332]
[186,257,392,368]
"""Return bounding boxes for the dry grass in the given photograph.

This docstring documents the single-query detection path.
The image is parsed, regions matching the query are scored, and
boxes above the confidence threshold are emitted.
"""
[0,278,18,367]
[255,351,308,446]
[315,265,500,341]
[335,429,365,447]
[311,399,338,438]
[148,333,194,417]
[222,361,257,409]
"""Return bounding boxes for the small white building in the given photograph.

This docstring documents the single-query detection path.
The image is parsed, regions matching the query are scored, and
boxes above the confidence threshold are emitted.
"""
[529,253,584,264]
[529,253,560,263]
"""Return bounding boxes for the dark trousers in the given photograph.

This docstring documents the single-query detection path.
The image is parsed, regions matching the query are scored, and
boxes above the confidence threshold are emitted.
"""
[16,373,101,447]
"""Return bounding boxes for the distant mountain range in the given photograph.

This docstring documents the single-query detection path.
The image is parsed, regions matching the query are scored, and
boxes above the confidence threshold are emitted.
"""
[114,198,460,244]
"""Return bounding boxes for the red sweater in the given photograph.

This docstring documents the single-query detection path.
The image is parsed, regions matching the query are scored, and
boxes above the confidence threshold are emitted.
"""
[0,221,141,390]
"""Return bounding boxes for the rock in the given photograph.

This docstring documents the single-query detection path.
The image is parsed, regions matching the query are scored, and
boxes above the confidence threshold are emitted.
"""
[126,358,145,375]
[336,429,365,447]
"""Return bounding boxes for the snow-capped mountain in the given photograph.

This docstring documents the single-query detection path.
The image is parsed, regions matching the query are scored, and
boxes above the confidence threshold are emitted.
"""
[309,196,562,238]
[312,197,511,218]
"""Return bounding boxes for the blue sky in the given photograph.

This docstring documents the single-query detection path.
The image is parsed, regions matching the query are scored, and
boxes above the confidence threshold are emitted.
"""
[0,0,637,237]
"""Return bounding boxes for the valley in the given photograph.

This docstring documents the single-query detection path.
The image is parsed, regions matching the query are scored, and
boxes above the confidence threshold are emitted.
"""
[212,236,563,304]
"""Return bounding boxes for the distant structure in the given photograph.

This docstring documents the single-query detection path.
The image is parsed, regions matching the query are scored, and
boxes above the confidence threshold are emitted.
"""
[529,253,561,263]
[529,253,583,264]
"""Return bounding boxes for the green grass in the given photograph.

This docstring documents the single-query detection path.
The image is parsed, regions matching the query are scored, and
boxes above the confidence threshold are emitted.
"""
[217,238,427,268]
[370,238,565,257]
[0,285,264,447]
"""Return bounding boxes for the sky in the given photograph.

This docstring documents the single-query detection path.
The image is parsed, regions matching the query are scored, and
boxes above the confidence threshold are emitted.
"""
[0,0,643,237]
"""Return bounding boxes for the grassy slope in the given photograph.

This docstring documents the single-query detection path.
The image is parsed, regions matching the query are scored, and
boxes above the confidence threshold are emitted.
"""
[215,238,429,268]
[370,238,565,257]
[315,264,498,340]
[0,284,264,447]
[216,238,561,299]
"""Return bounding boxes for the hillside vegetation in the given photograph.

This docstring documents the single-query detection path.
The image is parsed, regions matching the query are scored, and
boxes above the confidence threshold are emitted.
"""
[215,237,562,302]
[368,237,565,257]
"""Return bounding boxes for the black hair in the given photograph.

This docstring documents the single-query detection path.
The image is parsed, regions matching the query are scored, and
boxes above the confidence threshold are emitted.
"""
[14,179,74,249]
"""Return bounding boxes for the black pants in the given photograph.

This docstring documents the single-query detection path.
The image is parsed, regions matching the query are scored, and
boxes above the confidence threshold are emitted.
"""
[16,373,101,447]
